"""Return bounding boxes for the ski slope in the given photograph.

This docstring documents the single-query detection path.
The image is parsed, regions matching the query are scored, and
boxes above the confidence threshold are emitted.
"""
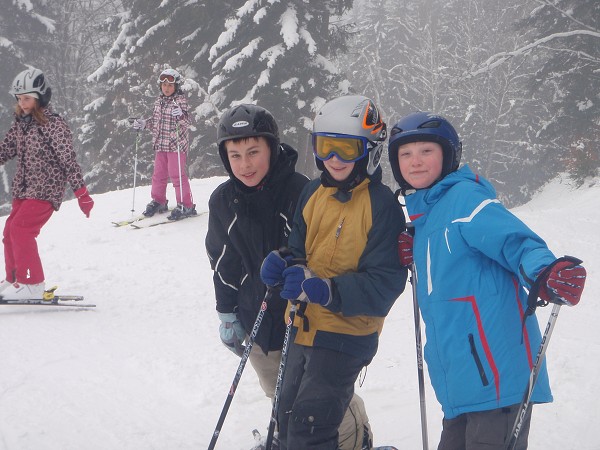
[0,175,597,450]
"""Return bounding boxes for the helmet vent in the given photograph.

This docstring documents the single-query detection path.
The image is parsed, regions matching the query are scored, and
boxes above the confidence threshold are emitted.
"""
[419,120,441,129]
[390,126,403,136]
[364,101,379,126]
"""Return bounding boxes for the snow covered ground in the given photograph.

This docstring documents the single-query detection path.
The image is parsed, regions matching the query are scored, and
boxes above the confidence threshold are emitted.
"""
[0,175,597,450]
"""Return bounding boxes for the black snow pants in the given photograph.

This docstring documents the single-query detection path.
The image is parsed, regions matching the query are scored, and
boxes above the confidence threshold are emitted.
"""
[277,342,367,450]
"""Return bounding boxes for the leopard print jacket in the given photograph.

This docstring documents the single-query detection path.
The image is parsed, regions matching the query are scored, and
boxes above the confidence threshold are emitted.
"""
[0,106,85,211]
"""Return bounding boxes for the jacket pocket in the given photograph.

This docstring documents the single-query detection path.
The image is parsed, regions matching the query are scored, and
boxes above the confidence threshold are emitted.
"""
[468,333,489,386]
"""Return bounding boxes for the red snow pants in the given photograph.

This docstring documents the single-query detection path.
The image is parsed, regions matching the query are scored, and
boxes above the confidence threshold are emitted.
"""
[3,199,54,284]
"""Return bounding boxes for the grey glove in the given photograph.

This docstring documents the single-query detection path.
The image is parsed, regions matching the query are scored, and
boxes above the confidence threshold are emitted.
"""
[132,118,146,130]
[218,312,246,357]
[171,105,183,117]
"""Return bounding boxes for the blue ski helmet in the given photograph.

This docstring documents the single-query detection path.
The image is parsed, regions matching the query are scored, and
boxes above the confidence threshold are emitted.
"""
[388,112,462,192]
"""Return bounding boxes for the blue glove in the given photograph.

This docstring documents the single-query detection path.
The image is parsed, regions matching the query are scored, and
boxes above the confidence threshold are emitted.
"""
[281,265,332,306]
[218,312,246,357]
[260,250,293,287]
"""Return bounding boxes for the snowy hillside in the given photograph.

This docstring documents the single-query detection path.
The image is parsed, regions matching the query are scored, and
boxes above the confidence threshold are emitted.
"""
[0,176,597,450]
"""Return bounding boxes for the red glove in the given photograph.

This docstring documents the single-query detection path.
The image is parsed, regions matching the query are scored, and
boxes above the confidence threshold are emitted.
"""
[75,186,94,218]
[539,260,586,306]
[398,230,414,267]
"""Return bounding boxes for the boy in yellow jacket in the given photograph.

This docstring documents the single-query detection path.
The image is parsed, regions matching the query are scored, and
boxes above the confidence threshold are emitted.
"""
[261,95,408,449]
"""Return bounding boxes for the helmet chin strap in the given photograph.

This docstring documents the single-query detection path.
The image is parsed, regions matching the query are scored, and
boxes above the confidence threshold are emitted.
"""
[366,142,383,175]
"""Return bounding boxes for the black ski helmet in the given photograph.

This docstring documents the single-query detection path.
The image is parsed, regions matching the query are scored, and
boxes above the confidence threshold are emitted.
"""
[388,111,462,192]
[217,104,280,173]
[9,68,52,107]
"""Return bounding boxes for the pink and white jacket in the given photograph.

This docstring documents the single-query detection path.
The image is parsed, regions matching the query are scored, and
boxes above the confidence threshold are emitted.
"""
[144,93,190,154]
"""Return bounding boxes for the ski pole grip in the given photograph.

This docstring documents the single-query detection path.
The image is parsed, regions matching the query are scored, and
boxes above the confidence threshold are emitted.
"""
[277,247,307,266]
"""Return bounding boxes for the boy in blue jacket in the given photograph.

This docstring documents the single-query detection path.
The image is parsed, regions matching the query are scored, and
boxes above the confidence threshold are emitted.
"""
[388,111,586,450]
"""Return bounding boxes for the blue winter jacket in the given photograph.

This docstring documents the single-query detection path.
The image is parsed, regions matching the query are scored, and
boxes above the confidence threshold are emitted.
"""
[405,165,554,419]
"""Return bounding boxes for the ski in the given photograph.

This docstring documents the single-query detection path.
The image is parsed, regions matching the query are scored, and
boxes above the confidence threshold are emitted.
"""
[250,429,267,450]
[248,428,397,450]
[0,298,95,307]
[0,286,95,307]
[130,211,206,229]
[112,214,148,227]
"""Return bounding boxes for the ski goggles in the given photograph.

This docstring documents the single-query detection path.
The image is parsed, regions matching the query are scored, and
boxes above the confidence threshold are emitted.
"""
[158,74,176,84]
[312,132,371,162]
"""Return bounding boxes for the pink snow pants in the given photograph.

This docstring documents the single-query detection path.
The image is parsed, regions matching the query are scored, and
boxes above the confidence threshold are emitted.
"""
[3,199,54,284]
[150,151,193,208]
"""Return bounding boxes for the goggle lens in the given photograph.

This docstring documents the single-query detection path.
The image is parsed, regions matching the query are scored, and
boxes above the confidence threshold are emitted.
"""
[158,75,176,84]
[313,133,369,162]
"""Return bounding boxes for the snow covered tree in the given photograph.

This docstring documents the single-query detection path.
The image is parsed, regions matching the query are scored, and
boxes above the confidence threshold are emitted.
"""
[518,0,600,184]
[343,0,569,205]
[204,0,353,176]
[0,1,122,213]
[82,0,230,195]
[0,1,54,126]
[0,0,55,213]
[83,0,354,195]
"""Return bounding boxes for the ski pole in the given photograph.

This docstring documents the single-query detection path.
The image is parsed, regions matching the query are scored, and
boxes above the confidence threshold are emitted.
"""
[208,288,274,450]
[506,256,583,450]
[128,118,141,215]
[264,253,306,450]
[506,303,560,450]
[173,99,185,210]
[265,299,299,450]
[406,223,429,450]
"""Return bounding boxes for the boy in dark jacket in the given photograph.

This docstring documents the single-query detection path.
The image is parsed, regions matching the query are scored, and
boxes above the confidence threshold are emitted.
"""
[206,104,375,449]
[261,95,408,449]
[206,104,307,396]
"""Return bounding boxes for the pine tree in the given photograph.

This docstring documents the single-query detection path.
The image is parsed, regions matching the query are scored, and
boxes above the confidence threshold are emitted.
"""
[344,0,571,205]
[518,0,600,184]
[204,0,353,176]
[0,1,53,125]
[81,0,230,195]
[0,0,54,213]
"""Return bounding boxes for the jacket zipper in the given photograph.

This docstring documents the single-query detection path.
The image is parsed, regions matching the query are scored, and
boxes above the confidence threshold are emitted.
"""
[468,333,489,386]
[335,217,345,240]
[329,216,345,265]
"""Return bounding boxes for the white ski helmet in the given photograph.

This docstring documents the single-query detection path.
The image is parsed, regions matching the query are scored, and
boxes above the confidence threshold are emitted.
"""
[312,95,387,176]
[9,68,52,107]
[157,68,182,85]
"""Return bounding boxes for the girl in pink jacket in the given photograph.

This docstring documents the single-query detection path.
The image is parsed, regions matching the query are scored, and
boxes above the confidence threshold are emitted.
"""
[131,68,195,221]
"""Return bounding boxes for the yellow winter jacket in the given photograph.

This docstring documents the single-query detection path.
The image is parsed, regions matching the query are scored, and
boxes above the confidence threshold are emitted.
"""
[287,170,407,361]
